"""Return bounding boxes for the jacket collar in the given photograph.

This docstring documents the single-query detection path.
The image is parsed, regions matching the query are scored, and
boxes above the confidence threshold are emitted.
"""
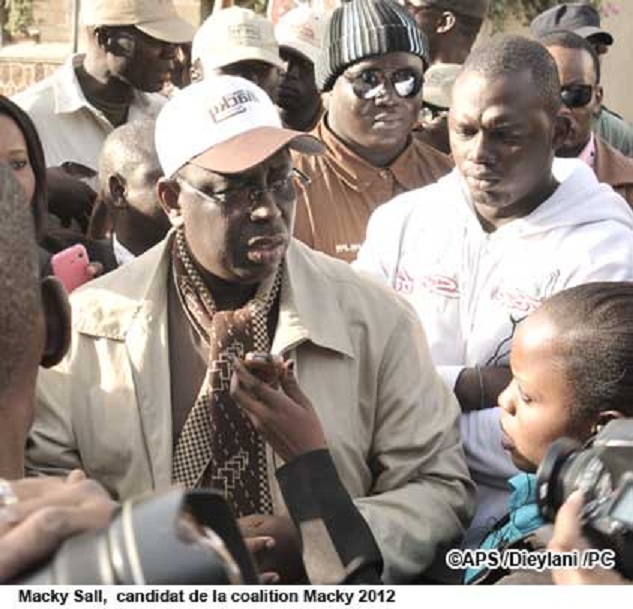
[314,114,427,193]
[594,135,633,188]
[73,234,355,359]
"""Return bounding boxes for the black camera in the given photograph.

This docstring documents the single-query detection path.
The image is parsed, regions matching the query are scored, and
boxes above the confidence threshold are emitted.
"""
[15,488,258,585]
[536,419,633,579]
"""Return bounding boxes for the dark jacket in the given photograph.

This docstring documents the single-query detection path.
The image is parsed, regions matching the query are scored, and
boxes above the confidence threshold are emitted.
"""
[594,136,633,209]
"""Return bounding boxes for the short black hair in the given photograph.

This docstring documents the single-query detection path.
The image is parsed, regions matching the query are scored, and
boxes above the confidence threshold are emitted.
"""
[98,119,161,194]
[538,282,633,424]
[462,34,561,116]
[0,164,41,394]
[0,96,47,240]
[538,29,601,84]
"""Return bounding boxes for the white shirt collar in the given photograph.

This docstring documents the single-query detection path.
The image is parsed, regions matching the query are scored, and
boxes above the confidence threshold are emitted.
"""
[112,234,135,267]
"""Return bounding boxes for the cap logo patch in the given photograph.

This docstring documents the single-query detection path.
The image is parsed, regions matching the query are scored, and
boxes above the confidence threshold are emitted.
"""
[291,24,315,42]
[209,89,259,123]
[228,24,263,44]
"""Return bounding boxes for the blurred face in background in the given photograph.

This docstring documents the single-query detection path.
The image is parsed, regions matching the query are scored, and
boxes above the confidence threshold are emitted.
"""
[0,114,35,205]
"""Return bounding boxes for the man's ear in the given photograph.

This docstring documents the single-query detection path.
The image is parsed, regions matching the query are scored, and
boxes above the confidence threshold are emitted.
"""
[40,277,71,368]
[593,84,604,118]
[108,174,128,210]
[156,177,184,228]
[553,111,572,152]
[437,11,457,34]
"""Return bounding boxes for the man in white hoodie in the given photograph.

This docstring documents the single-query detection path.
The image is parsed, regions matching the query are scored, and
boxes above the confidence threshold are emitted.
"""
[355,35,633,547]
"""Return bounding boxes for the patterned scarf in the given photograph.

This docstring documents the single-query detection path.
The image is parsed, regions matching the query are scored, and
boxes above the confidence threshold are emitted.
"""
[171,228,281,517]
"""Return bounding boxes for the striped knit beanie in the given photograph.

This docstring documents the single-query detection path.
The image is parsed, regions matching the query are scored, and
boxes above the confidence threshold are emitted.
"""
[316,0,429,92]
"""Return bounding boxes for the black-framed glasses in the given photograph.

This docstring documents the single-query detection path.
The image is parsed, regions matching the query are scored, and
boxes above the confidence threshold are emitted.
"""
[178,167,310,207]
[561,84,594,109]
[343,67,424,100]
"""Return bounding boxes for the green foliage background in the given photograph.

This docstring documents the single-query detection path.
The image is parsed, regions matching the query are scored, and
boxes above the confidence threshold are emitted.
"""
[4,0,34,36]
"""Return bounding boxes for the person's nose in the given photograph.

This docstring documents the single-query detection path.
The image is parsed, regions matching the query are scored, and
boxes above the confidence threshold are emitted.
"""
[469,131,495,165]
[249,190,282,222]
[286,61,301,78]
[373,80,398,106]
[497,380,516,415]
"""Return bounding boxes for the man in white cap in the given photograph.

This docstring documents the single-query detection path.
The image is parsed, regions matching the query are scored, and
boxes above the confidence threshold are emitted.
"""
[275,5,328,132]
[13,0,194,173]
[190,6,284,103]
[28,75,474,583]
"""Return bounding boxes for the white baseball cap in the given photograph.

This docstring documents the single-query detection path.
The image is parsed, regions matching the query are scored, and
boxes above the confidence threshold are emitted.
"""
[155,75,323,177]
[192,7,284,74]
[275,6,329,65]
[82,0,194,44]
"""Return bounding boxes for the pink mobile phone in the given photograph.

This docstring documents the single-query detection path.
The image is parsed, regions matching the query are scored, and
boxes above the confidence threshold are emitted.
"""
[51,244,92,293]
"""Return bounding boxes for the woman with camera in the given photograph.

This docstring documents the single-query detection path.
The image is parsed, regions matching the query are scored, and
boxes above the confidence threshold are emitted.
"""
[231,281,633,585]
[464,281,633,584]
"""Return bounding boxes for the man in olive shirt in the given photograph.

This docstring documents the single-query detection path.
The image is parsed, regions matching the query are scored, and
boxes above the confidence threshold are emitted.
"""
[292,0,452,263]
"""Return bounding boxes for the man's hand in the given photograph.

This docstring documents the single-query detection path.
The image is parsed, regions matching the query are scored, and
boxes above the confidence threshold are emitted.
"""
[548,490,630,585]
[238,513,305,584]
[0,471,116,582]
[46,167,98,233]
[454,365,512,412]
[230,355,327,462]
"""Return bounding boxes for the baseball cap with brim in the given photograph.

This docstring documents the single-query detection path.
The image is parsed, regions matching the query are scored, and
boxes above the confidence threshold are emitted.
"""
[155,75,322,178]
[133,17,195,44]
[192,7,284,74]
[530,4,613,46]
[275,6,329,65]
[207,47,286,72]
[82,0,194,44]
[574,26,613,45]
[190,126,322,174]
[279,43,316,65]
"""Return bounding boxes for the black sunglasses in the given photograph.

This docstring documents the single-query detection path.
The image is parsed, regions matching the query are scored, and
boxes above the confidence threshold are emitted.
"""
[560,84,594,109]
[343,67,424,100]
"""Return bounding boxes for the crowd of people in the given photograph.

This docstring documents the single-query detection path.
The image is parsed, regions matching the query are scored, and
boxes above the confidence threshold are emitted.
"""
[0,0,632,586]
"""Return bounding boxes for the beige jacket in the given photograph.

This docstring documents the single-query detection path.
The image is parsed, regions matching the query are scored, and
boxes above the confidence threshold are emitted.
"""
[28,237,475,582]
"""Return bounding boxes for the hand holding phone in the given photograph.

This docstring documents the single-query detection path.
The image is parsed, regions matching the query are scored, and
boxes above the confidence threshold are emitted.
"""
[51,244,92,293]
[243,353,284,388]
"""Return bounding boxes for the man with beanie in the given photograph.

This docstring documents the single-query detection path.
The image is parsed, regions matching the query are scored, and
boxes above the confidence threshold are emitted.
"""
[293,0,452,263]
[275,5,328,132]
[530,2,633,158]
[398,0,488,66]
[13,0,194,171]
[190,7,284,103]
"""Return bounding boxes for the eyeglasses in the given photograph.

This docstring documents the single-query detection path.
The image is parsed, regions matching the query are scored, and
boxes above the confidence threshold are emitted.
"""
[560,84,594,109]
[343,67,424,100]
[178,167,310,207]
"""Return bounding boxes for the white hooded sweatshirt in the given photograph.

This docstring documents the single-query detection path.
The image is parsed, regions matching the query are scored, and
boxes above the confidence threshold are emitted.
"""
[355,158,633,543]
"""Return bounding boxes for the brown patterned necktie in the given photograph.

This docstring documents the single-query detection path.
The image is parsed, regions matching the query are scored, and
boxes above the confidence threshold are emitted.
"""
[171,229,281,517]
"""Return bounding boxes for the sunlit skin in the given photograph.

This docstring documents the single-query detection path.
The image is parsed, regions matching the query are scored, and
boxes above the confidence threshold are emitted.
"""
[0,114,36,205]
[498,311,592,472]
[546,44,603,158]
[449,69,567,231]
[159,149,295,287]
[82,26,178,97]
